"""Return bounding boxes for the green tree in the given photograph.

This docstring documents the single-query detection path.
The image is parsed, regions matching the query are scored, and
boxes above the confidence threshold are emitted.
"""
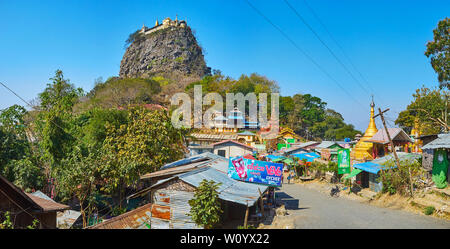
[425,18,450,89]
[77,77,161,111]
[188,179,223,229]
[35,70,82,166]
[0,104,27,139]
[101,106,185,207]
[395,86,449,134]
[54,146,100,228]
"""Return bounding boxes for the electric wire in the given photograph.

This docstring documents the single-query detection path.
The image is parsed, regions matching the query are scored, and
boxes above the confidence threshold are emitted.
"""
[245,0,366,110]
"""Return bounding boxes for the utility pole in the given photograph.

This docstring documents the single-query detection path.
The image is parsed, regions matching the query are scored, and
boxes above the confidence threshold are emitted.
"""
[374,108,414,197]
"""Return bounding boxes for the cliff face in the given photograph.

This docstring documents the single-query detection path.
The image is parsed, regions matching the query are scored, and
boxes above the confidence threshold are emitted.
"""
[119,25,211,84]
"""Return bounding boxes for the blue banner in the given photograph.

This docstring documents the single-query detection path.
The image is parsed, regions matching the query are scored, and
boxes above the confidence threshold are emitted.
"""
[228,156,283,187]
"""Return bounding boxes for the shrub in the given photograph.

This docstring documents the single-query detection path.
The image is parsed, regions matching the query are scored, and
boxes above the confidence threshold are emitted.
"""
[423,206,435,215]
[378,158,424,196]
[188,179,223,229]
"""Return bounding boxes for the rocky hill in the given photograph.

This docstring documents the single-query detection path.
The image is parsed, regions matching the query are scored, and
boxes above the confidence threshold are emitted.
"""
[119,17,211,87]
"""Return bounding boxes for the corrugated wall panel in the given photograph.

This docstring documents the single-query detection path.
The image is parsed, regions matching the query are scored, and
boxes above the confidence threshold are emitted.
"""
[150,217,170,229]
[152,189,202,229]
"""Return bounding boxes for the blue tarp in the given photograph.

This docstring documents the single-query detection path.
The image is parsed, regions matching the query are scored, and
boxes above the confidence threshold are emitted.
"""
[352,161,397,174]
[265,155,284,161]
[292,153,320,162]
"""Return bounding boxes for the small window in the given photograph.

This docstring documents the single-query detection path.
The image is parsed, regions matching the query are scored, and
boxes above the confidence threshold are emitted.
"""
[217,150,226,157]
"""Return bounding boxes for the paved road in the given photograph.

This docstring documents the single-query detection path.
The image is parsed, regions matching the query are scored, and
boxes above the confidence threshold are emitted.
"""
[276,183,450,229]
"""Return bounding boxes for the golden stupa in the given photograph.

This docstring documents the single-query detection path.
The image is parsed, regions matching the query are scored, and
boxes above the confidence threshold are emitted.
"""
[351,98,378,161]
[409,118,422,153]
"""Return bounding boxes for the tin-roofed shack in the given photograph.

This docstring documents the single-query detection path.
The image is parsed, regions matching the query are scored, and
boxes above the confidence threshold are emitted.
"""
[422,133,450,187]
[128,153,269,228]
[0,175,69,228]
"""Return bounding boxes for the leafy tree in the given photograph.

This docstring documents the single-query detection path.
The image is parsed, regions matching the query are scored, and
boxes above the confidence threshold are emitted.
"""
[77,77,161,111]
[395,86,449,134]
[0,105,27,139]
[101,106,185,207]
[74,108,128,150]
[3,157,45,193]
[188,179,223,229]
[54,147,100,228]
[35,70,82,166]
[425,18,450,89]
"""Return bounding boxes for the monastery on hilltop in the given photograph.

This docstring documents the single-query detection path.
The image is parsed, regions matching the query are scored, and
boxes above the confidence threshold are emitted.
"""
[140,16,187,35]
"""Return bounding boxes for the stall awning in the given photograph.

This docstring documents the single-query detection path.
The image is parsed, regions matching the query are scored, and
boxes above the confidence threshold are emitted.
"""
[353,161,395,174]
[343,168,363,179]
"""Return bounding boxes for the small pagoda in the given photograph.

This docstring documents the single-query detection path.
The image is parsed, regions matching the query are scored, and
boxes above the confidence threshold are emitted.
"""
[351,98,378,161]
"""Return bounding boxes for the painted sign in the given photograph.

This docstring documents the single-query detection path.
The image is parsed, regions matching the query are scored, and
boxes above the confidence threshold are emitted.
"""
[337,148,351,174]
[228,156,283,186]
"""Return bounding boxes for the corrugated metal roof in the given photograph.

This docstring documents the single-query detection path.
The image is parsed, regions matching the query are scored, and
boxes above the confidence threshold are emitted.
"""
[353,162,394,174]
[366,128,412,144]
[89,203,153,229]
[422,133,450,149]
[238,131,256,136]
[211,139,255,150]
[371,152,421,165]
[179,167,268,206]
[297,141,320,148]
[315,141,342,149]
[190,133,238,141]
[132,158,267,206]
[284,146,307,154]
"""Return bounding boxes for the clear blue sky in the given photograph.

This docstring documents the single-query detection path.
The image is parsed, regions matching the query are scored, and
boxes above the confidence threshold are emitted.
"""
[0,0,448,131]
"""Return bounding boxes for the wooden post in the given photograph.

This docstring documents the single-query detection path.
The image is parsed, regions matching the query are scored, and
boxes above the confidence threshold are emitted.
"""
[258,188,264,218]
[243,201,249,228]
[375,108,414,197]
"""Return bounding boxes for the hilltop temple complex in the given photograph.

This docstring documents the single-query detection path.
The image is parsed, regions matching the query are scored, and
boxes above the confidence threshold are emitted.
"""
[351,98,378,161]
[140,16,187,35]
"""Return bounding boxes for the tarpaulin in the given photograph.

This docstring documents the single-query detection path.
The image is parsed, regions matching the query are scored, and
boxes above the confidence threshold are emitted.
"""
[343,168,363,179]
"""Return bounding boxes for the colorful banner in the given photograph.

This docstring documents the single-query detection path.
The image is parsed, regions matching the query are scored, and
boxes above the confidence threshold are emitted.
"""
[337,149,351,174]
[228,156,283,186]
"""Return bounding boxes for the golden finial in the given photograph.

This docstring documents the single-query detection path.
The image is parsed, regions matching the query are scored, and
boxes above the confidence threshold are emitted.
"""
[155,19,159,26]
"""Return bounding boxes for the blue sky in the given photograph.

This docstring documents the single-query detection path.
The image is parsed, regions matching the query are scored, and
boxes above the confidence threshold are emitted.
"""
[0,0,448,131]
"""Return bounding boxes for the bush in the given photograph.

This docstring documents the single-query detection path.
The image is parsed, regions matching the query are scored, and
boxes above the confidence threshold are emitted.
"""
[188,180,223,229]
[423,206,435,215]
[378,159,424,196]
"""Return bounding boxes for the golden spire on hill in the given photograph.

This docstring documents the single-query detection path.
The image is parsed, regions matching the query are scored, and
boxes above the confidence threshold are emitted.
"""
[155,19,159,26]
[351,96,378,161]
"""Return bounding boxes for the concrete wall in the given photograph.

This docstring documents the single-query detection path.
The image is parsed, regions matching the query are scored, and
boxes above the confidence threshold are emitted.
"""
[213,143,253,158]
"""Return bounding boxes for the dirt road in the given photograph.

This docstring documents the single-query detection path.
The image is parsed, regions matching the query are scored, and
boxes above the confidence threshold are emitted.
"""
[276,183,450,229]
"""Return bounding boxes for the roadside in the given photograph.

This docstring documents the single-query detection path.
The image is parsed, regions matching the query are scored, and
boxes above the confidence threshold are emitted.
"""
[292,178,450,220]
[258,179,450,229]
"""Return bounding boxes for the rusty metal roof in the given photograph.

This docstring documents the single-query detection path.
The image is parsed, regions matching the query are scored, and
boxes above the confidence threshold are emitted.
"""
[26,193,69,212]
[89,203,169,229]
[134,167,268,206]
[190,133,238,141]
[0,174,68,213]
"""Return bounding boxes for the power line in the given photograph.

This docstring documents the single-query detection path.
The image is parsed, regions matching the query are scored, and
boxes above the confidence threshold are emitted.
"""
[244,0,366,110]
[283,0,373,98]
[300,0,387,106]
[0,81,82,144]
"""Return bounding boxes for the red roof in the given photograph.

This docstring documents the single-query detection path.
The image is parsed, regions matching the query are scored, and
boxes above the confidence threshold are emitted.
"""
[210,139,255,150]
[243,154,256,160]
